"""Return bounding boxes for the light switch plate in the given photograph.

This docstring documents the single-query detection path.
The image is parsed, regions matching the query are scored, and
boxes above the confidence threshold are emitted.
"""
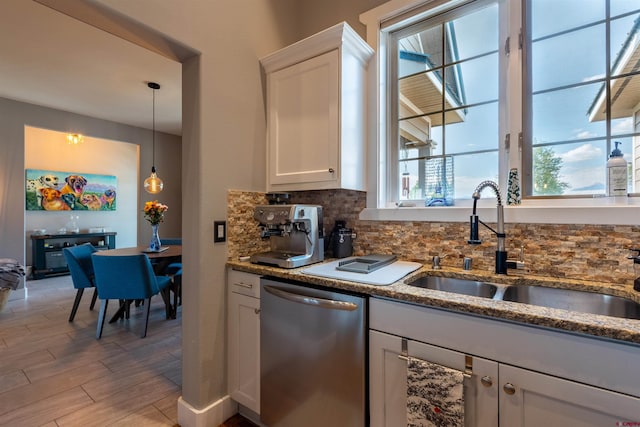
[214,220,226,243]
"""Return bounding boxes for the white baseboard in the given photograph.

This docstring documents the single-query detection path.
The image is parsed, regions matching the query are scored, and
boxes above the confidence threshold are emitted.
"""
[177,394,238,427]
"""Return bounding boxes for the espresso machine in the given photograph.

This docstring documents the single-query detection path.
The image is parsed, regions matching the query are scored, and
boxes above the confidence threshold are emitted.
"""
[250,204,324,268]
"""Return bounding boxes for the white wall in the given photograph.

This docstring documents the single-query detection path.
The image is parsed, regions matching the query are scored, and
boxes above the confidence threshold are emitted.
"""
[24,126,139,260]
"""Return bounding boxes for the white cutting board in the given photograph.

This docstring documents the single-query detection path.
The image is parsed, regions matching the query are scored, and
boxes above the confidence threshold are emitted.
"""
[301,258,422,286]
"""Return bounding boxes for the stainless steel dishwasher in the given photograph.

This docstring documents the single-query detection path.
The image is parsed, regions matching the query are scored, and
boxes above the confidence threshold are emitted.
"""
[260,277,366,427]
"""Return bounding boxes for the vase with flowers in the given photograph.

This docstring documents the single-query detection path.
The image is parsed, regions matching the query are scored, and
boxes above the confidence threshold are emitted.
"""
[143,200,168,251]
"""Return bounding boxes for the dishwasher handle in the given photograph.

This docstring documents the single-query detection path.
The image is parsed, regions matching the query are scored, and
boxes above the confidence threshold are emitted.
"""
[263,285,358,311]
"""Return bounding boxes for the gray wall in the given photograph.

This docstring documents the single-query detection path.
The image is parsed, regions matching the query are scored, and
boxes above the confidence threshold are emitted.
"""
[298,0,389,40]
[17,0,388,418]
[91,0,388,418]
[0,96,182,268]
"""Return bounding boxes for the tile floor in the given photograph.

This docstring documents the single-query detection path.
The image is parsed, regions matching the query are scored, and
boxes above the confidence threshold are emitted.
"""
[0,275,182,426]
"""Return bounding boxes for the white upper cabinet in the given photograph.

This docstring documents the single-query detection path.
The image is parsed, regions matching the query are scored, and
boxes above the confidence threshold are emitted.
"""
[260,22,373,191]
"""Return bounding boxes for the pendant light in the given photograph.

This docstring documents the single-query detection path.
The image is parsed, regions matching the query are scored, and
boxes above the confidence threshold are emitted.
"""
[144,81,164,194]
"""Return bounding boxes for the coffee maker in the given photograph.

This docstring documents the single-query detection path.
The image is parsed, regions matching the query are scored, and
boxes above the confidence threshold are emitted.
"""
[250,204,324,268]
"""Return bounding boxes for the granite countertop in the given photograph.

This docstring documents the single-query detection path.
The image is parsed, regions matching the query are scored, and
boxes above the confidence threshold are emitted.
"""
[227,259,640,345]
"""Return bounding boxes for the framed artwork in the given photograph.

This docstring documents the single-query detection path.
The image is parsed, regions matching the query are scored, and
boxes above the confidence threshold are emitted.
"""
[25,169,117,211]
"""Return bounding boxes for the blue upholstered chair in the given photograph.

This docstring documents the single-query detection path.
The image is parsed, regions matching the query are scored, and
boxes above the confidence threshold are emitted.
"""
[160,238,182,274]
[171,268,182,317]
[91,253,172,339]
[62,243,98,322]
[159,238,182,315]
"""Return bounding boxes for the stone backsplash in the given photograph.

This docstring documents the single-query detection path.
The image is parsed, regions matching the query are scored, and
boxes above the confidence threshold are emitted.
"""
[227,189,639,286]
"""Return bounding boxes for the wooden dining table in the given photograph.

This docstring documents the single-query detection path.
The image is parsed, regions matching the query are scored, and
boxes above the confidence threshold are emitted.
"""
[95,244,182,260]
[93,245,182,321]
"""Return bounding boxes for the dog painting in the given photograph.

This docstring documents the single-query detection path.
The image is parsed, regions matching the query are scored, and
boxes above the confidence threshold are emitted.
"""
[26,173,60,207]
[26,169,117,211]
[60,175,88,198]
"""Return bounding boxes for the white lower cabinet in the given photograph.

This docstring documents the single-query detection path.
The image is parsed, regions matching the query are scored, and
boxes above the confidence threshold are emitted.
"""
[227,269,261,414]
[370,298,640,426]
[369,330,498,427]
[499,364,639,426]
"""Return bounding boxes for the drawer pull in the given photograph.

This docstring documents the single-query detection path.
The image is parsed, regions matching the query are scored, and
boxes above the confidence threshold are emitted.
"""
[480,376,493,387]
[254,308,261,314]
[233,282,253,289]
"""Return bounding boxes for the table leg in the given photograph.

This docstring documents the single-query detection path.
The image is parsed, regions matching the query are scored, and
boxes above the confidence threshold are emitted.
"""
[109,300,128,323]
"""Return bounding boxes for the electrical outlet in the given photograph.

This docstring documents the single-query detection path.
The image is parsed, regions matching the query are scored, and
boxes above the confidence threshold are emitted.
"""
[214,220,226,243]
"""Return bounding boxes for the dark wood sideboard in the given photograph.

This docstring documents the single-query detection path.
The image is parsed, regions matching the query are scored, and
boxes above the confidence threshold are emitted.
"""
[30,232,117,279]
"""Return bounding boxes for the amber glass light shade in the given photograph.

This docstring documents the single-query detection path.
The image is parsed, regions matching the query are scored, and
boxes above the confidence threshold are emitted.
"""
[144,167,164,194]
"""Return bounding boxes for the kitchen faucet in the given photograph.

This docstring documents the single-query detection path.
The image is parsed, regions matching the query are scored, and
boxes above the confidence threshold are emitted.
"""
[468,180,507,274]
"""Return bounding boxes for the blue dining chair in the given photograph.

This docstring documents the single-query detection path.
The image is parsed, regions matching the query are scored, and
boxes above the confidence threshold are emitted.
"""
[159,238,182,316]
[62,243,98,322]
[170,268,182,318]
[160,238,182,275]
[91,253,172,339]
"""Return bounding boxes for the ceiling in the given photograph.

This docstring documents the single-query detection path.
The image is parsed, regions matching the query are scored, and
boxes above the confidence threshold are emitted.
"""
[0,1,182,136]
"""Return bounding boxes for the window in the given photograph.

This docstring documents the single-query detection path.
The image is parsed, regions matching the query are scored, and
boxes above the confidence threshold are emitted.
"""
[391,0,502,205]
[381,0,640,205]
[523,0,640,197]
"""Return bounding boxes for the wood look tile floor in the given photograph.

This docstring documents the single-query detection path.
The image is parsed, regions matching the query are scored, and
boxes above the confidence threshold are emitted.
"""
[0,275,182,426]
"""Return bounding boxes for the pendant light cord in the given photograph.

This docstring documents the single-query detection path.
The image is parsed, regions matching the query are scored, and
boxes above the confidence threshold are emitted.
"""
[152,86,156,171]
[148,81,160,173]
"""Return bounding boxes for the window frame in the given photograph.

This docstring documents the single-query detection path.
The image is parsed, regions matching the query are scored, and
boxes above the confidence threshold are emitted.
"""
[359,0,640,225]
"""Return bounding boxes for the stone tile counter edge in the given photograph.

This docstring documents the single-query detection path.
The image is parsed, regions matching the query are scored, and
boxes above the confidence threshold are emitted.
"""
[227,260,640,344]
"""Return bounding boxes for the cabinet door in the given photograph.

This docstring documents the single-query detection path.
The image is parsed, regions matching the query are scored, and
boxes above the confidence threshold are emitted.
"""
[500,364,640,426]
[369,331,408,427]
[228,290,260,413]
[267,50,339,188]
[369,330,499,427]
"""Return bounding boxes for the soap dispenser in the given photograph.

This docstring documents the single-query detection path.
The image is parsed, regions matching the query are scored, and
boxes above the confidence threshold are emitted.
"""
[628,249,640,292]
[607,141,628,197]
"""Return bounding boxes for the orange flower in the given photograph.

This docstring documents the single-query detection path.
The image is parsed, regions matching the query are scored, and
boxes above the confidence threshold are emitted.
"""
[143,200,168,225]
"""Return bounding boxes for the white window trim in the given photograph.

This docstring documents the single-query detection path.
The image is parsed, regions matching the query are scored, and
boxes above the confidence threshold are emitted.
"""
[359,0,640,226]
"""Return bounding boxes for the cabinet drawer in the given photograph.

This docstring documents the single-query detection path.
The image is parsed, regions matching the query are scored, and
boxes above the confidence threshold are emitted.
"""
[228,269,261,298]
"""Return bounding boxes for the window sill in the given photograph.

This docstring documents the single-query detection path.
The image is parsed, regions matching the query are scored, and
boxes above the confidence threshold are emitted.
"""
[360,198,640,225]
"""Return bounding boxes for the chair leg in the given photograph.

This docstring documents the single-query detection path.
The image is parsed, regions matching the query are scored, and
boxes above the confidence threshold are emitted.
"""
[89,288,98,311]
[172,283,180,317]
[96,299,109,339]
[141,297,152,338]
[159,288,172,320]
[69,288,84,322]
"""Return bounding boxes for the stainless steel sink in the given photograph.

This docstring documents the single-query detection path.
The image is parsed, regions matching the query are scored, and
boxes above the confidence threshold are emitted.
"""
[502,285,640,320]
[407,276,498,298]
[405,275,640,320]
